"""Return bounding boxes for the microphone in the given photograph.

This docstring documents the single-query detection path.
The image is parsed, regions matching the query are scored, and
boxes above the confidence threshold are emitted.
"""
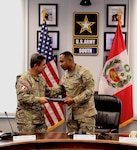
[0,112,19,140]
[5,112,14,135]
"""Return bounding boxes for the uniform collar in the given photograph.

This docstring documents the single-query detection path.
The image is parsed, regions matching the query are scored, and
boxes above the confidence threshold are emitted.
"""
[28,71,40,82]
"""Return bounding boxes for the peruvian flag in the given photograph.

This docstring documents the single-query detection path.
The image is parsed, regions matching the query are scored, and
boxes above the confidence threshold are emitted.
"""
[98,21,134,128]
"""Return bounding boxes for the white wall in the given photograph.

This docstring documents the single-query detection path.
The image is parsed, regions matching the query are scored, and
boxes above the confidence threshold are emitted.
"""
[0,0,28,132]
[0,0,27,114]
[129,0,137,119]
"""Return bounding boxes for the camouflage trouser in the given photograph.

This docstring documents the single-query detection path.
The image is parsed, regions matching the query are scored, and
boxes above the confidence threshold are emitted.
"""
[17,123,47,133]
[67,116,96,133]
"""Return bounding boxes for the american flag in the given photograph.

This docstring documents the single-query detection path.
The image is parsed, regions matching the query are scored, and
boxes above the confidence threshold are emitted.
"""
[37,21,64,131]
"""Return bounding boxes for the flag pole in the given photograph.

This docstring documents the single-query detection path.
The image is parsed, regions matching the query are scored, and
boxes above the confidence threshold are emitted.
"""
[37,9,65,131]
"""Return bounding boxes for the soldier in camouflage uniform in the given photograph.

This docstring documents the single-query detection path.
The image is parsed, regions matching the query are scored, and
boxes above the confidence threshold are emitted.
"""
[15,53,51,133]
[52,51,97,133]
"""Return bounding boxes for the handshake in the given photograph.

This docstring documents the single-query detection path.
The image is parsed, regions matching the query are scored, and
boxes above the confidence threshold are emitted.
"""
[47,97,74,106]
[39,97,65,104]
[46,98,65,102]
[39,97,74,106]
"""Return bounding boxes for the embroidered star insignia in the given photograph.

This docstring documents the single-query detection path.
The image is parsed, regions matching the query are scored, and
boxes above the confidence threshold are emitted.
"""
[76,15,95,34]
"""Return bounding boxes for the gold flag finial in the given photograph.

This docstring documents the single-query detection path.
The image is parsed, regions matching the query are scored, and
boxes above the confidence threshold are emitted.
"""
[117,9,123,27]
[42,8,48,23]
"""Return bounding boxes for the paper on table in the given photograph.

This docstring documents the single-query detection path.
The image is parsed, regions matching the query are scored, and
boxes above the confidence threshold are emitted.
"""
[13,135,36,142]
[73,134,96,140]
[119,137,137,143]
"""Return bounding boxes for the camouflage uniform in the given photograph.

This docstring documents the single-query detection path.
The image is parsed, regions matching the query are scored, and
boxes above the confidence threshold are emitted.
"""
[16,71,51,133]
[52,64,97,133]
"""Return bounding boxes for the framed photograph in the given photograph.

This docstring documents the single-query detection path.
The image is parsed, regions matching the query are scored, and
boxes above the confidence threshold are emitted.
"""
[73,12,99,37]
[107,4,126,27]
[37,30,59,50]
[104,32,126,51]
[38,4,58,26]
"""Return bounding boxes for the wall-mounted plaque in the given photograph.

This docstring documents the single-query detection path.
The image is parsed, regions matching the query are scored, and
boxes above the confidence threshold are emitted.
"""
[73,46,98,56]
[73,37,98,46]
[73,12,99,37]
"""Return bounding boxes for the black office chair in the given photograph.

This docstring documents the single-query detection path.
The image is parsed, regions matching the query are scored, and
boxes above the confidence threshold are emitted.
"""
[94,94,122,133]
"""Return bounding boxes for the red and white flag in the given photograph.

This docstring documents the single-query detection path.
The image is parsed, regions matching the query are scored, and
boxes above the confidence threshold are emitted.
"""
[98,21,134,128]
[37,21,65,131]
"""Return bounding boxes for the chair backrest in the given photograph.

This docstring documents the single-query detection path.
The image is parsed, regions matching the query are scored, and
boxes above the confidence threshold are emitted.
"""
[94,94,122,133]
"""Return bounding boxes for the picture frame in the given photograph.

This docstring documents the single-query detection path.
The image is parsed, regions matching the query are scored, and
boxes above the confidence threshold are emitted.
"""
[38,3,58,26]
[104,32,126,51]
[106,4,126,27]
[73,12,99,37]
[37,30,59,50]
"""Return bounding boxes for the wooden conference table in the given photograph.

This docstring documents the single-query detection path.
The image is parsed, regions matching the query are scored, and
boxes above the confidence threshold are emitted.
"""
[0,132,137,150]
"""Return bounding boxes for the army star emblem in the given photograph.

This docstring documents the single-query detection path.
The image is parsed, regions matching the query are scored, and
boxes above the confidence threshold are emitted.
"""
[76,15,95,34]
